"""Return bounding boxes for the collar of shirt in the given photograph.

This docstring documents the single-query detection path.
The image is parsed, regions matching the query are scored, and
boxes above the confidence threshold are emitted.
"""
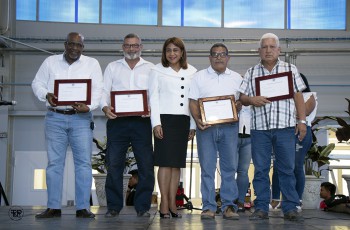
[258,58,281,74]
[117,57,149,69]
[207,65,232,76]
[152,63,197,77]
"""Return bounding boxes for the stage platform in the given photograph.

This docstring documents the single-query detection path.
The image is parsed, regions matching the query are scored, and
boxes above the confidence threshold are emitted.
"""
[1,206,350,229]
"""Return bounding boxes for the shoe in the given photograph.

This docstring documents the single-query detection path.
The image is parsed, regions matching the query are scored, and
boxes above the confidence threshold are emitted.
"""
[159,211,171,219]
[270,200,280,209]
[201,209,215,219]
[76,209,95,218]
[104,209,119,218]
[296,206,302,212]
[237,202,245,213]
[169,209,182,218]
[223,205,239,220]
[284,210,304,222]
[137,210,151,217]
[249,209,269,220]
[35,208,61,218]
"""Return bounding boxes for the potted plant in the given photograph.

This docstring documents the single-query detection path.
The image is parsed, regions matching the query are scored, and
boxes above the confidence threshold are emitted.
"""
[92,137,136,174]
[302,98,349,209]
[92,137,135,206]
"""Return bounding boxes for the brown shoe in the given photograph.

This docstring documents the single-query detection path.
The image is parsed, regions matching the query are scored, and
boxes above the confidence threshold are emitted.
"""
[35,208,61,218]
[201,209,215,219]
[76,209,95,218]
[270,200,280,209]
[223,205,239,220]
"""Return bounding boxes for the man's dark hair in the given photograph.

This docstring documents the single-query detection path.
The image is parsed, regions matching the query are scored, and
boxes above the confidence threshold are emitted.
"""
[321,182,336,196]
[210,43,228,56]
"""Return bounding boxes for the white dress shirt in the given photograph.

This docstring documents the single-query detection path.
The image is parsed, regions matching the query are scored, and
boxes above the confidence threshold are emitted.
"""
[31,54,103,111]
[149,63,197,129]
[100,57,154,109]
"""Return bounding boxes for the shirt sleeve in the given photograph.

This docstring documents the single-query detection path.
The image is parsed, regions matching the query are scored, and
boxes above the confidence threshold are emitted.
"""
[89,59,104,111]
[100,63,113,110]
[32,57,50,102]
[148,69,161,128]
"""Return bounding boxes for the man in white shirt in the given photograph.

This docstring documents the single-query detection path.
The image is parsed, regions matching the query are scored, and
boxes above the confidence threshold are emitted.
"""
[32,32,103,218]
[189,43,242,220]
[100,33,155,218]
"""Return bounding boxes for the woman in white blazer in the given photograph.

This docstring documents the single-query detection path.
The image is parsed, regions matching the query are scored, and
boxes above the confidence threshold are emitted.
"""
[149,37,197,219]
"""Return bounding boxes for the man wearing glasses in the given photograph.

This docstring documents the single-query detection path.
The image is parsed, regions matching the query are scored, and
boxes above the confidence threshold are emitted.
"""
[100,33,155,218]
[189,43,242,220]
[32,32,103,218]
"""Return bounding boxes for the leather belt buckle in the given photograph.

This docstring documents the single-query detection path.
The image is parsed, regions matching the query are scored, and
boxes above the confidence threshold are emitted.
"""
[49,108,76,115]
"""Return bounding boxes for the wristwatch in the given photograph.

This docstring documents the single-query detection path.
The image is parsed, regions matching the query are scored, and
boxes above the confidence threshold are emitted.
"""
[298,119,307,125]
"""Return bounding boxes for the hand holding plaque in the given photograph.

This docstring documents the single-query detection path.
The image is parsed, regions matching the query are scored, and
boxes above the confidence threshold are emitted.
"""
[198,95,238,125]
[111,90,149,117]
[255,71,293,101]
[53,79,91,106]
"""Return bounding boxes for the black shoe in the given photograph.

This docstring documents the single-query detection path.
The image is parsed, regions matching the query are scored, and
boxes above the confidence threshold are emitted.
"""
[284,210,304,222]
[76,209,95,218]
[249,209,269,221]
[169,209,182,218]
[159,211,170,219]
[105,209,119,218]
[35,208,61,218]
[137,210,151,217]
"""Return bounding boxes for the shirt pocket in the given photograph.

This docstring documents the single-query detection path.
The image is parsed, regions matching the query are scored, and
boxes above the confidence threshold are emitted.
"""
[134,74,149,89]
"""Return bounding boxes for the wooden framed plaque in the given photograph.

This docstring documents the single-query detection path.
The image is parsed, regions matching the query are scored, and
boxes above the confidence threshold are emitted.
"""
[198,95,238,125]
[255,71,293,101]
[54,79,91,106]
[111,90,149,116]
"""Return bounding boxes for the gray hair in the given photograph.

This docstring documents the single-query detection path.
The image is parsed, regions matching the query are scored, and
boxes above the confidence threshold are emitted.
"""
[259,33,279,48]
[124,33,142,44]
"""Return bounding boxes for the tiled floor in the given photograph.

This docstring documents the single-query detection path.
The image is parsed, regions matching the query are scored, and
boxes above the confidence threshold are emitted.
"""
[1,206,350,230]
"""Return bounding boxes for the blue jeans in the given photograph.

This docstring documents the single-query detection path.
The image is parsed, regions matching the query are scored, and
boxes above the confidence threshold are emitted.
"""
[272,126,312,201]
[236,137,252,204]
[196,123,239,212]
[45,111,93,210]
[251,128,299,214]
[105,117,154,213]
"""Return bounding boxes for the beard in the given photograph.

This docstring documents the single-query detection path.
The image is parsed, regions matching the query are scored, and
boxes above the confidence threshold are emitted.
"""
[124,50,142,60]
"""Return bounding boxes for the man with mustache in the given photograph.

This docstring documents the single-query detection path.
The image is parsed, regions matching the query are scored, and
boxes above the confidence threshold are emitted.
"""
[189,43,242,220]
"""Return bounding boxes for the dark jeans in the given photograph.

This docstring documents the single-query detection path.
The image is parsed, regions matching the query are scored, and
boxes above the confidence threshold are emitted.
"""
[105,117,154,212]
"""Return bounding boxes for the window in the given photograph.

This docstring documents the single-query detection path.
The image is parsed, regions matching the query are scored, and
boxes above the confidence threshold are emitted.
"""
[224,0,284,29]
[288,0,346,30]
[39,0,75,22]
[163,0,221,27]
[16,0,36,21]
[16,0,347,30]
[78,0,100,23]
[102,0,157,25]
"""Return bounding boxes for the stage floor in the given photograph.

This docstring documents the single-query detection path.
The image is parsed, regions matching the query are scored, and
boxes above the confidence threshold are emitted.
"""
[1,205,350,230]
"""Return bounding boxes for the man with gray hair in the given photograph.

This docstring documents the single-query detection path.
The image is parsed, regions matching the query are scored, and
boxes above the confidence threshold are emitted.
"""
[100,33,155,218]
[239,33,306,221]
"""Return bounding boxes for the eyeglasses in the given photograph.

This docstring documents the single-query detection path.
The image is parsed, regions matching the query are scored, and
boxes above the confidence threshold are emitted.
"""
[210,52,228,58]
[65,41,83,48]
[123,44,141,49]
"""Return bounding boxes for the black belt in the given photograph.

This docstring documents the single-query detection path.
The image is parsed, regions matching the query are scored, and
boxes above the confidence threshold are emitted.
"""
[48,108,77,115]
[238,133,250,138]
